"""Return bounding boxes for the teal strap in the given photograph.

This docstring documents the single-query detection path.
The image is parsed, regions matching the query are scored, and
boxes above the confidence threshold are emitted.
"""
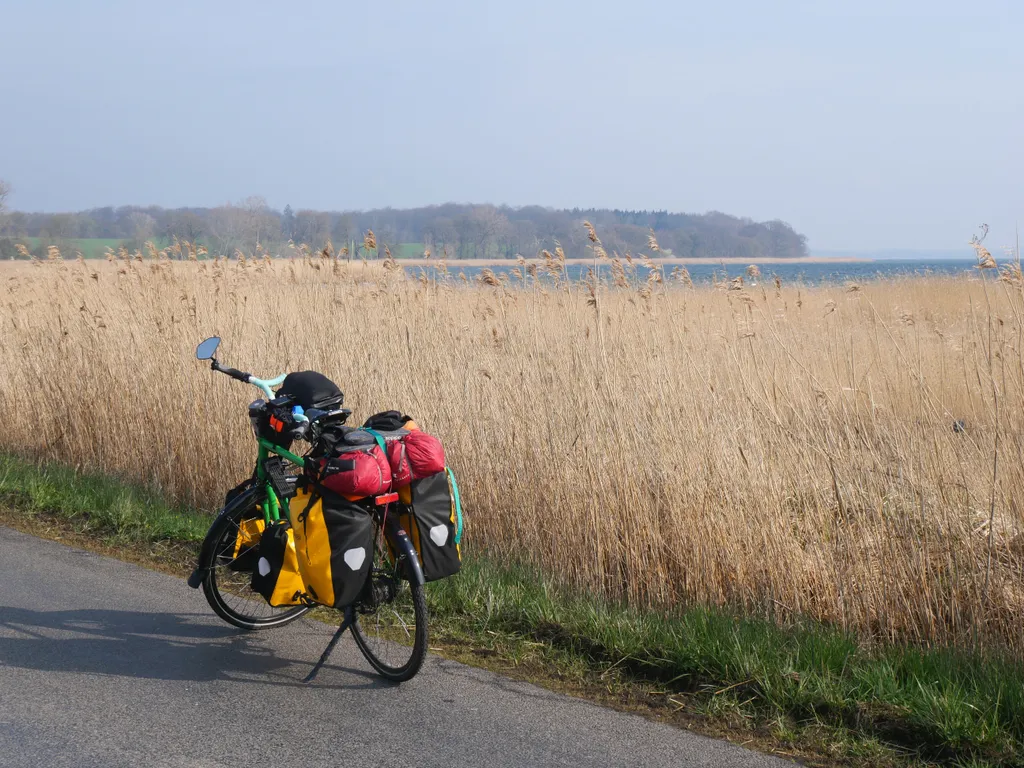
[362,428,387,454]
[445,467,464,544]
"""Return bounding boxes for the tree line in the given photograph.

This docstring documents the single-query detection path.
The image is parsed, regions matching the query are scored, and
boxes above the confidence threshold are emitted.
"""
[0,194,808,260]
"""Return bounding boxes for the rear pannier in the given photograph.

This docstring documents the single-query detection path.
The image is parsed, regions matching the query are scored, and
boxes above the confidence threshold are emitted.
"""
[396,469,463,582]
[289,488,374,608]
[250,521,306,606]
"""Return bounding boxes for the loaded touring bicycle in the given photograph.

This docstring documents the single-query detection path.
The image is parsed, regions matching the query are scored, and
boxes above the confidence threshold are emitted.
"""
[187,337,463,682]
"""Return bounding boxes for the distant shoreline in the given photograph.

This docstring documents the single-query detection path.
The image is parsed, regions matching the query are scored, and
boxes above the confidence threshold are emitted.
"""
[393,255,873,267]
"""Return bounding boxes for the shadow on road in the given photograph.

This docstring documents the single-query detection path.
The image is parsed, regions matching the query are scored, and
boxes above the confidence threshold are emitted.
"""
[0,607,388,690]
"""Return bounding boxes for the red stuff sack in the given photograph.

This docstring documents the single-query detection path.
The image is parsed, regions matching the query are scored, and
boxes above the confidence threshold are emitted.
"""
[403,427,445,480]
[352,419,445,488]
[386,439,413,487]
[317,446,392,497]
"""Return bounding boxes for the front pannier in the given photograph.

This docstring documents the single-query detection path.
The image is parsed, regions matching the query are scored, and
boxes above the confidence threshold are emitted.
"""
[250,522,306,606]
[397,470,462,582]
[224,478,263,572]
[289,489,374,608]
[229,516,265,572]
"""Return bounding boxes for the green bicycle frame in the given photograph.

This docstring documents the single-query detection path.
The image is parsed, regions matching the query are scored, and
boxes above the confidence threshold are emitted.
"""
[255,438,306,524]
[246,372,308,525]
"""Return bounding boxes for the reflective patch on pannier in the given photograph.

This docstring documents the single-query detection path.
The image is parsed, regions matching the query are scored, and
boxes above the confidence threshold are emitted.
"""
[289,489,373,608]
[429,524,448,546]
[344,547,366,571]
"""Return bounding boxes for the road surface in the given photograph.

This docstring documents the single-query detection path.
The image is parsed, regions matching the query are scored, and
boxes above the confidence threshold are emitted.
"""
[0,527,791,767]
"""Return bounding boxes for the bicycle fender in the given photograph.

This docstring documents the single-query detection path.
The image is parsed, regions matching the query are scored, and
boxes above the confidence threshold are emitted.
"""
[187,484,263,589]
[386,517,425,587]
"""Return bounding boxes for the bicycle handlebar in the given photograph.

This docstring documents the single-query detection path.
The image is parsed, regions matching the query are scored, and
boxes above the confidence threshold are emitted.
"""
[210,358,286,399]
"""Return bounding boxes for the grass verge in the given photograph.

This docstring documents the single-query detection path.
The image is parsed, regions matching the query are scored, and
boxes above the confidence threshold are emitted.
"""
[1,453,1021,767]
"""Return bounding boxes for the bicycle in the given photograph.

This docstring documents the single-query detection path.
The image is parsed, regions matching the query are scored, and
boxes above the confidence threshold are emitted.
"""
[185,336,429,682]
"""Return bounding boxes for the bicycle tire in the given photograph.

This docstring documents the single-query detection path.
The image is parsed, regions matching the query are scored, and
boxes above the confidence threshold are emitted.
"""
[351,527,429,681]
[200,503,310,630]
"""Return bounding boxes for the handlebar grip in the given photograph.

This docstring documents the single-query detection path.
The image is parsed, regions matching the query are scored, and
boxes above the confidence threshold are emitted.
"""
[211,360,251,382]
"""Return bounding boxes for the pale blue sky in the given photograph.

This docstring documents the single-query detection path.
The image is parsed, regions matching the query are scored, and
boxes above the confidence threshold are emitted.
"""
[1,0,1020,251]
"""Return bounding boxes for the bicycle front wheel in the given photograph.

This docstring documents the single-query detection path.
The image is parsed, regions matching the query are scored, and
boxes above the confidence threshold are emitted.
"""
[351,532,429,681]
[200,503,310,630]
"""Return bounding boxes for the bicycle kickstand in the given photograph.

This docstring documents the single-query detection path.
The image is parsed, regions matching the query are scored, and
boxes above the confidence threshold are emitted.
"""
[304,606,355,683]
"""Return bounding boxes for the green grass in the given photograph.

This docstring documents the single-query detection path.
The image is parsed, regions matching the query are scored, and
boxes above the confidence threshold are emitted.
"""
[0,454,207,542]
[22,237,126,259]
[1,451,1022,767]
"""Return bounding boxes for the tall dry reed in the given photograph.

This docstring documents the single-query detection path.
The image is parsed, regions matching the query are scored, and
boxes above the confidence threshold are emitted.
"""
[2,248,1023,653]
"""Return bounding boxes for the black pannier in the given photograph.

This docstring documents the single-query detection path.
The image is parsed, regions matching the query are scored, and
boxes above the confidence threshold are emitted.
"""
[277,371,344,411]
[398,471,462,582]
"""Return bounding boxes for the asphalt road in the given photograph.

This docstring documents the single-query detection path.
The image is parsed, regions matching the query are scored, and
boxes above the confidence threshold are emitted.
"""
[0,527,792,768]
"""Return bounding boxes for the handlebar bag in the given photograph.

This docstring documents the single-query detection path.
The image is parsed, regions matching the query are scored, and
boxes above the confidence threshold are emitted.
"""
[277,371,344,411]
[249,400,296,449]
[289,488,373,608]
[250,521,306,606]
[394,469,463,582]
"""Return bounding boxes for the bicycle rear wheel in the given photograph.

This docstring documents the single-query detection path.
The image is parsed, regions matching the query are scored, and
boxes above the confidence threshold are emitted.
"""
[200,503,310,630]
[351,527,429,681]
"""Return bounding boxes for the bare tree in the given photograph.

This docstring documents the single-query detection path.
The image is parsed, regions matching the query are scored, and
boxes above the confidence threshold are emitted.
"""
[0,179,10,214]
[208,205,247,255]
[242,195,271,252]
[168,210,204,246]
[128,211,156,243]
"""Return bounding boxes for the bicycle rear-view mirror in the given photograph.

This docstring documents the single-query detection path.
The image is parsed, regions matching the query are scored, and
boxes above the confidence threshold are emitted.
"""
[195,336,221,360]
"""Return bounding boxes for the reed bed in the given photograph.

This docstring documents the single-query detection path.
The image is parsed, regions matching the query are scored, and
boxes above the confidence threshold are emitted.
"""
[2,247,1023,654]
